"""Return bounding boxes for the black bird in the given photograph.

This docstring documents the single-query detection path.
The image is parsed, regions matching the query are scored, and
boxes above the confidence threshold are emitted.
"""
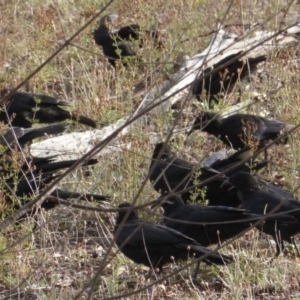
[223,172,300,256]
[1,152,99,180]
[3,173,109,222]
[149,142,267,206]
[0,90,97,128]
[192,52,266,106]
[114,202,232,274]
[0,123,68,147]
[7,172,109,211]
[93,14,136,67]
[8,157,100,195]
[149,142,196,202]
[156,194,295,247]
[93,14,164,67]
[199,148,268,207]
[188,111,293,152]
[200,148,295,206]
[22,156,99,174]
[2,157,109,219]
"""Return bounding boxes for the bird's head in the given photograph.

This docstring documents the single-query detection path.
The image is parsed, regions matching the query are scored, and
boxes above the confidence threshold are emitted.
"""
[187,111,219,136]
[152,193,184,210]
[115,202,138,224]
[221,172,259,191]
[152,142,173,160]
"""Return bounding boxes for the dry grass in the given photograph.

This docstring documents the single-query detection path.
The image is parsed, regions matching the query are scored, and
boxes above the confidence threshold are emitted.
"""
[0,0,300,299]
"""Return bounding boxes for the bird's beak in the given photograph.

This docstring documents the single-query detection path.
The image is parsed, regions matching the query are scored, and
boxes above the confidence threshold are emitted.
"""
[107,13,119,21]
[151,193,175,208]
[187,127,194,136]
[201,167,227,180]
[151,194,167,208]
[151,199,161,208]
[220,178,233,188]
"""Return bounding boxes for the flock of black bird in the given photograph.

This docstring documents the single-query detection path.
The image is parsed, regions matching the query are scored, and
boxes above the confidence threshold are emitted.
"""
[140,131,299,274]
[94,15,300,277]
[1,13,299,283]
[0,90,108,222]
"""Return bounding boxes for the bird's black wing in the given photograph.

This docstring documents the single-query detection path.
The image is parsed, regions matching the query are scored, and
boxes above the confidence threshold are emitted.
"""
[117,24,140,40]
[150,157,195,191]
[51,189,110,201]
[11,92,69,108]
[18,123,68,145]
[118,219,196,247]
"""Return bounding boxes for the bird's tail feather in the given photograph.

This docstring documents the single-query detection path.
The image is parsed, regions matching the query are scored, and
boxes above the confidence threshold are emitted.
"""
[51,189,110,201]
[264,214,296,224]
[37,158,98,173]
[77,115,97,128]
[183,244,233,265]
